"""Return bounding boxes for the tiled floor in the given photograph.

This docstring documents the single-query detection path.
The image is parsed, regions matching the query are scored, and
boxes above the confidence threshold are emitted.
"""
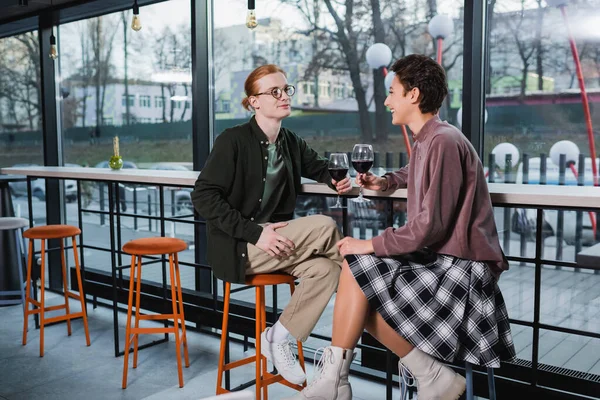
[0,292,406,400]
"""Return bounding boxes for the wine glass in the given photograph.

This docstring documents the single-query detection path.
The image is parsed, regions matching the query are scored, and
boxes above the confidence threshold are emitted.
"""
[351,144,374,203]
[328,153,349,209]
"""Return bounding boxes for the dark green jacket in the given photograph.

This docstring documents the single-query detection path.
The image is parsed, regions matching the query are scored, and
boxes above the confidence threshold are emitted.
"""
[191,117,334,284]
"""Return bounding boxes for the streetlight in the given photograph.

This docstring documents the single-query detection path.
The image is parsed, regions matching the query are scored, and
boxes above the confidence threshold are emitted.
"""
[456,107,488,129]
[545,0,598,186]
[366,43,392,72]
[366,43,413,157]
[428,14,454,64]
[549,139,597,235]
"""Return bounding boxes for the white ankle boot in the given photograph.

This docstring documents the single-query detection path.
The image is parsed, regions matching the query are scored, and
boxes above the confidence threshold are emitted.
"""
[399,347,466,400]
[283,346,354,400]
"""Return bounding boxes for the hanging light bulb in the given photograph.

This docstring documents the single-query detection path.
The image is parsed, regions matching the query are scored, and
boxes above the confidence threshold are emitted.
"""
[246,0,258,30]
[131,0,142,31]
[49,32,58,60]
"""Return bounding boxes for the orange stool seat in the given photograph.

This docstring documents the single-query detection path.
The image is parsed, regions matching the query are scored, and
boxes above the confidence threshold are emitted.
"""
[217,273,306,399]
[122,237,187,255]
[23,224,81,240]
[22,224,90,357]
[121,237,189,389]
[244,273,296,287]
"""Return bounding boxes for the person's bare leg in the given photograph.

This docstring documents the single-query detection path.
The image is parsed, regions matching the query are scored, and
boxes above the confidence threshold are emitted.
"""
[364,309,414,357]
[331,260,370,349]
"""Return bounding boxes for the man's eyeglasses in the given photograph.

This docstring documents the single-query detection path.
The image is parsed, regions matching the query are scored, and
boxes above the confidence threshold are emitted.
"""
[253,85,296,99]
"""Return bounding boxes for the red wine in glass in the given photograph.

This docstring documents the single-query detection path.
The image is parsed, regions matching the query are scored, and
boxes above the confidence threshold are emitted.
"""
[352,160,373,174]
[351,144,374,203]
[329,168,349,181]
[328,153,349,209]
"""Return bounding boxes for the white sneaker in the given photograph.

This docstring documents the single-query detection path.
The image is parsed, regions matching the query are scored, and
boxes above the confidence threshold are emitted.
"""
[261,328,306,385]
[282,346,353,400]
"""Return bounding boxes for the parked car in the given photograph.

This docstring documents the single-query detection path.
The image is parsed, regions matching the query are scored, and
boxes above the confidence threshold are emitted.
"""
[149,163,194,215]
[94,160,138,211]
[9,163,79,202]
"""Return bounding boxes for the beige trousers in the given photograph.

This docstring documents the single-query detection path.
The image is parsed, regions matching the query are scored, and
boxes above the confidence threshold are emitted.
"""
[246,215,344,341]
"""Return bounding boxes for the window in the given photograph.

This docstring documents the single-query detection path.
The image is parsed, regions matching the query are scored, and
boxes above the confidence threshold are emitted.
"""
[0,31,45,225]
[59,0,193,170]
[139,95,151,108]
[485,1,600,377]
[58,0,193,280]
[122,94,135,107]
[212,0,465,358]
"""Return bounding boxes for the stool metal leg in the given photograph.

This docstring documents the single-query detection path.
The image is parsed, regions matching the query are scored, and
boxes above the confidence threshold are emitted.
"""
[174,253,189,368]
[60,240,72,336]
[260,287,268,400]
[72,236,90,346]
[133,255,143,368]
[255,286,263,400]
[487,367,496,400]
[169,253,184,388]
[122,255,138,389]
[39,239,46,357]
[216,282,231,395]
[15,229,26,314]
[465,362,474,400]
[22,239,34,345]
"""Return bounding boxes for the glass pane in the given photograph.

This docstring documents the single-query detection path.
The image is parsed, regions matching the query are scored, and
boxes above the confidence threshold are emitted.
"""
[0,31,46,225]
[58,0,193,170]
[485,1,600,186]
[212,0,464,166]
[56,0,193,288]
[212,0,466,356]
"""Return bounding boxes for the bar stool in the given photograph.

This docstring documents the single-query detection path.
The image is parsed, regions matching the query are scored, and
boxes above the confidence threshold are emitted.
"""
[0,217,29,310]
[22,224,91,357]
[217,273,306,400]
[466,362,496,400]
[121,237,190,389]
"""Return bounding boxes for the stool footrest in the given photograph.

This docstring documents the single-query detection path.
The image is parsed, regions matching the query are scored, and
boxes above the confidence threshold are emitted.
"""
[44,312,84,325]
[137,313,183,321]
[262,372,304,391]
[44,304,69,312]
[223,355,265,371]
[25,303,71,314]
[66,292,82,300]
[130,327,177,335]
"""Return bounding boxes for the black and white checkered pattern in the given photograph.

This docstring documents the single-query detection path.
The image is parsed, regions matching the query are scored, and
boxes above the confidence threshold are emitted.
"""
[347,252,516,368]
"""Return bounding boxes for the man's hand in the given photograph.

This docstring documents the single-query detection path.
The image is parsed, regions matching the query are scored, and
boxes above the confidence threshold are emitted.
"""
[332,177,352,194]
[255,222,295,258]
[336,237,374,256]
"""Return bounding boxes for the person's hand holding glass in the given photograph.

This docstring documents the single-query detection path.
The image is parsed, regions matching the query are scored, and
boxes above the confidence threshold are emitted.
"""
[351,144,374,203]
[328,153,349,209]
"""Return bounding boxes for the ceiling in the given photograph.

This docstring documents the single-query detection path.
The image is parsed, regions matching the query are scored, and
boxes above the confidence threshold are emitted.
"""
[0,0,82,24]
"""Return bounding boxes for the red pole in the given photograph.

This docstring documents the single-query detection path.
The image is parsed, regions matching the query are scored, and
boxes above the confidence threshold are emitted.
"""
[436,38,443,65]
[560,5,598,186]
[569,163,597,236]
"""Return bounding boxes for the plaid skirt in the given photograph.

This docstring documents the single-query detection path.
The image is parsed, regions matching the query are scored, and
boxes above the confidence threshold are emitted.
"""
[347,250,516,368]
